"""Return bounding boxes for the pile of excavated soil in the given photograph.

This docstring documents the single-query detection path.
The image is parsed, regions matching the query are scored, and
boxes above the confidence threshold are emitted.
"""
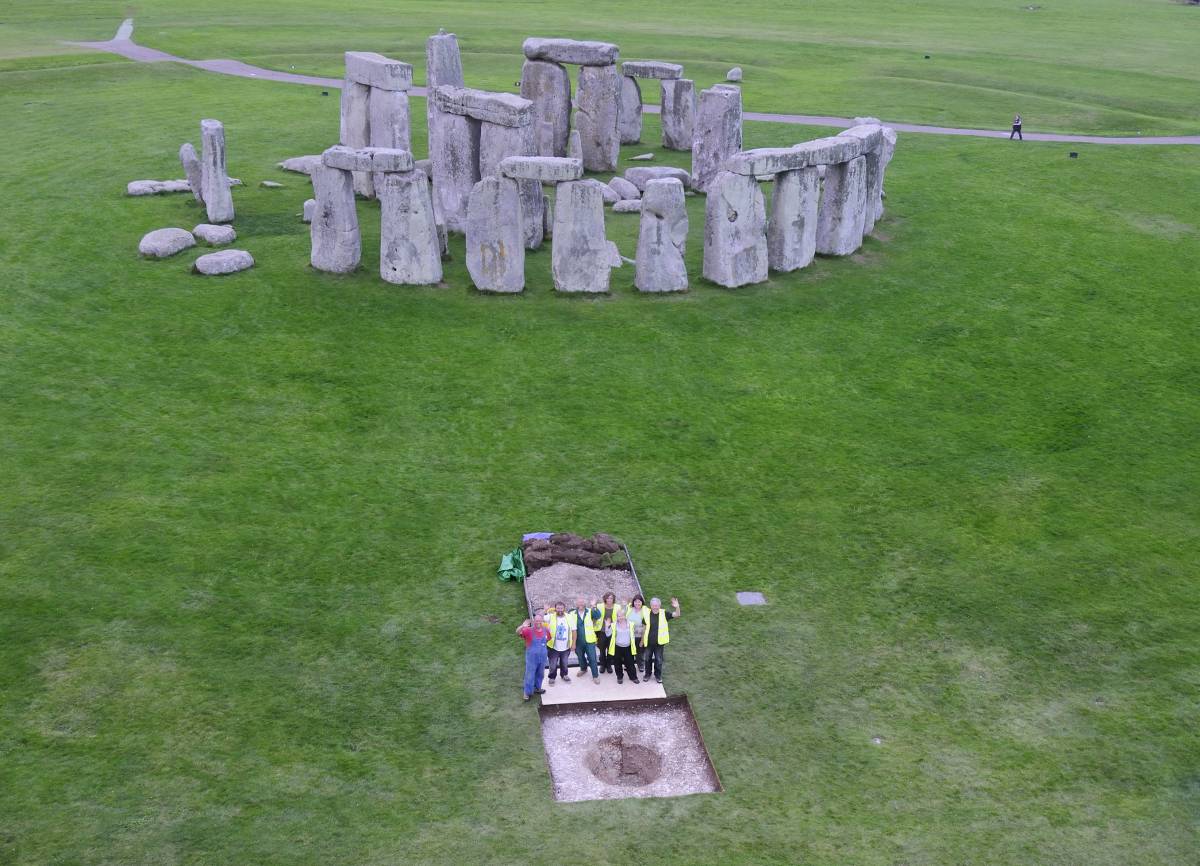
[524,562,641,614]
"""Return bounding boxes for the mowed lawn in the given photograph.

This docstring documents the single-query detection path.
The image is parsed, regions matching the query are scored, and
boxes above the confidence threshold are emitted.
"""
[2,40,1200,866]
[5,0,1200,135]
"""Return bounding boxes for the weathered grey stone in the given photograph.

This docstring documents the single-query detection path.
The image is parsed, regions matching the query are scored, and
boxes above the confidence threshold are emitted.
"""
[619,75,642,144]
[635,177,688,293]
[875,127,897,222]
[815,155,868,256]
[378,170,443,285]
[180,142,203,203]
[766,167,819,272]
[479,121,543,250]
[724,136,866,177]
[322,145,414,173]
[278,155,322,175]
[415,158,433,178]
[426,30,465,168]
[567,129,583,163]
[542,193,553,240]
[552,180,613,293]
[523,37,619,67]
[613,199,642,213]
[608,176,641,200]
[660,78,695,151]
[466,176,524,293]
[369,88,412,157]
[193,223,237,245]
[126,179,193,196]
[344,51,412,91]
[138,227,195,258]
[310,164,360,273]
[520,59,571,157]
[587,179,620,204]
[836,123,884,153]
[200,119,234,223]
[433,85,532,127]
[702,170,767,287]
[835,125,886,230]
[726,66,743,82]
[431,173,450,261]
[575,65,621,172]
[260,180,284,188]
[630,153,655,161]
[625,166,690,192]
[339,79,373,198]
[430,112,480,234]
[194,249,254,275]
[622,61,683,80]
[499,156,583,182]
[302,198,316,223]
[607,241,623,268]
[691,87,742,193]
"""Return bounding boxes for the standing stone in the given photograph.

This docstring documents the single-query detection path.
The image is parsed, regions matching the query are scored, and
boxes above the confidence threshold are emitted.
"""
[199,119,234,224]
[552,180,613,293]
[520,59,571,157]
[635,178,688,293]
[816,156,868,256]
[179,142,203,204]
[575,65,621,172]
[876,127,897,223]
[543,193,553,240]
[369,88,412,153]
[767,167,820,272]
[310,164,360,273]
[378,170,443,285]
[660,79,695,151]
[691,86,742,193]
[702,170,767,287]
[479,122,543,249]
[426,30,465,148]
[431,113,481,234]
[340,79,373,198]
[619,75,642,144]
[466,177,525,293]
[567,129,583,162]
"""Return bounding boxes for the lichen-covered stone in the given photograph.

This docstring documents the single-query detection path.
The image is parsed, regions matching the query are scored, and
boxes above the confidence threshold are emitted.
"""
[575,65,621,172]
[339,79,373,198]
[466,176,524,293]
[622,61,683,80]
[520,59,571,157]
[567,129,583,162]
[815,155,868,256]
[522,37,619,66]
[344,51,413,91]
[619,75,642,144]
[322,145,414,173]
[433,85,533,127]
[378,170,443,285]
[691,87,742,193]
[660,78,695,151]
[479,121,543,249]
[200,119,234,223]
[179,142,203,203]
[552,180,613,293]
[702,170,767,287]
[499,156,583,182]
[635,177,688,293]
[766,167,819,272]
[310,164,360,273]
[430,111,481,234]
[426,30,465,166]
[369,88,412,156]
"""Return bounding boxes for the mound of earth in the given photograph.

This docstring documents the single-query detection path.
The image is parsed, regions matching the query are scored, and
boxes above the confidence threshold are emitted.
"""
[522,532,628,572]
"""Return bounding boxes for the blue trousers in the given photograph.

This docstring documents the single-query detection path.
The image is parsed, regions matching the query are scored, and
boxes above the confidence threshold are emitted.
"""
[523,645,547,697]
[575,640,599,678]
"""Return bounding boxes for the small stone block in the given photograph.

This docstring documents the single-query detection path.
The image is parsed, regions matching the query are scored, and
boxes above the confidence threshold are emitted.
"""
[736,591,767,606]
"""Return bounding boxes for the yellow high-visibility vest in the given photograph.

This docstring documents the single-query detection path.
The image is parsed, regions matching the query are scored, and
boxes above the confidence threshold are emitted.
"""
[544,611,571,647]
[569,607,601,644]
[611,608,649,653]
[642,609,670,649]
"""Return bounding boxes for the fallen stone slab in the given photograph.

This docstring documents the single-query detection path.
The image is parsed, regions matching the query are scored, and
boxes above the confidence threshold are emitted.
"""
[625,166,690,191]
[433,85,532,127]
[702,170,767,288]
[613,199,642,213]
[635,177,688,293]
[622,61,683,80]
[194,249,254,275]
[260,180,283,188]
[193,223,237,245]
[278,155,322,175]
[138,227,195,258]
[127,179,193,196]
[523,37,619,67]
[344,50,413,91]
[726,66,743,82]
[499,156,583,182]
[321,145,414,173]
[608,176,641,199]
[415,158,432,178]
[180,143,203,202]
[630,153,655,161]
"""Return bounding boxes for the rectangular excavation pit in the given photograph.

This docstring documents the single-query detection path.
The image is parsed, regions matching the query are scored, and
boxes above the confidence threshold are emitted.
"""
[539,695,722,802]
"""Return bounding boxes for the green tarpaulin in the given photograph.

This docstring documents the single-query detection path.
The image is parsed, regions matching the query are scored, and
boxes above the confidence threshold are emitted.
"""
[497,547,526,582]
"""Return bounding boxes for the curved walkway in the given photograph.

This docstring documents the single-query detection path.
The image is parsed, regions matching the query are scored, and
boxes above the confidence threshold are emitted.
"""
[68,19,1200,146]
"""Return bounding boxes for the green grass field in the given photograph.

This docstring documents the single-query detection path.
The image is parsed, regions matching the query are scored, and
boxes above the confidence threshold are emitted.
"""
[2,3,1199,864]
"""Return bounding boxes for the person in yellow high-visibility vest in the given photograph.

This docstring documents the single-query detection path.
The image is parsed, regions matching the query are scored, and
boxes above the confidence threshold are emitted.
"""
[641,596,681,684]
[542,601,573,686]
[596,592,623,674]
[626,594,649,673]
[569,597,603,682]
[604,610,641,684]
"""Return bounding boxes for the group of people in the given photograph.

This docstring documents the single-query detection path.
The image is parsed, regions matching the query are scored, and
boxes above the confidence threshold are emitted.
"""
[516,593,681,701]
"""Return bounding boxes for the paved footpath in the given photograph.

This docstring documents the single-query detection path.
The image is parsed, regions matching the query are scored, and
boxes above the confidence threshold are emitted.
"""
[69,19,1200,147]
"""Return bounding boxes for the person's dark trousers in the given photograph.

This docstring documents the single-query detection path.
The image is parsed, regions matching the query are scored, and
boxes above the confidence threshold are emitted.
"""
[576,640,599,678]
[645,644,665,681]
[547,647,570,681]
[597,640,613,673]
[1010,126,1022,140]
[612,643,639,682]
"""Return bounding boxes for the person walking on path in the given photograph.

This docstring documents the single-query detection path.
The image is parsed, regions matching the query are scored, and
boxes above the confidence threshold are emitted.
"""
[642,596,681,684]
[627,594,649,673]
[517,609,550,701]
[1010,113,1023,141]
[570,597,603,683]
[543,601,573,686]
[597,592,621,674]
[605,610,641,684]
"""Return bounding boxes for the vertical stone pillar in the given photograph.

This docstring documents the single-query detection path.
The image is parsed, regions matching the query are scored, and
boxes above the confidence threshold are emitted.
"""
[767,167,820,272]
[635,178,688,293]
[425,30,464,152]
[876,128,897,223]
[479,122,544,250]
[179,142,203,204]
[378,170,442,285]
[702,170,767,288]
[660,78,695,151]
[310,164,360,273]
[520,59,572,157]
[816,156,868,256]
[575,65,621,172]
[432,113,481,234]
[619,75,642,144]
[200,119,234,223]
[691,86,742,193]
[466,176,525,293]
[340,79,373,198]
[552,180,613,293]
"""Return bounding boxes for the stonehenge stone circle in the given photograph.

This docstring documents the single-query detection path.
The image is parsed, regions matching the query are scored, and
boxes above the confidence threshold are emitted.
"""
[138,227,196,258]
[575,64,622,172]
[766,167,819,272]
[815,155,868,256]
[619,75,642,144]
[466,176,526,293]
[520,59,572,157]
[194,249,254,275]
[522,37,619,66]
[691,86,742,193]
[635,177,689,293]
[378,170,443,285]
[200,119,234,224]
[179,142,203,203]
[552,180,614,293]
[310,162,361,273]
[660,78,695,151]
[702,170,767,288]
